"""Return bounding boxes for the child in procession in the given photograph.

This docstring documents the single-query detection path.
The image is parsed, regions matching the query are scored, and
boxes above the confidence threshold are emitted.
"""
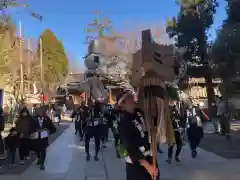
[4,127,19,169]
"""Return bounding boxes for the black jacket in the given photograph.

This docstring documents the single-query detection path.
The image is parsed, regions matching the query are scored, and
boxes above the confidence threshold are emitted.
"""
[32,115,56,149]
[0,108,4,131]
[4,134,19,150]
[119,110,151,164]
[15,110,35,138]
[109,109,121,134]
[187,124,204,141]
[170,107,183,130]
[72,106,89,122]
[87,105,102,127]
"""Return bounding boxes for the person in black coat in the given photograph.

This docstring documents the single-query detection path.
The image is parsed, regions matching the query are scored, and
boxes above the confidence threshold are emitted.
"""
[101,105,111,148]
[85,101,102,161]
[167,105,183,164]
[72,102,89,140]
[4,127,19,168]
[0,107,5,161]
[72,106,82,136]
[187,116,204,158]
[118,90,158,180]
[109,107,121,158]
[31,107,56,170]
[15,107,35,164]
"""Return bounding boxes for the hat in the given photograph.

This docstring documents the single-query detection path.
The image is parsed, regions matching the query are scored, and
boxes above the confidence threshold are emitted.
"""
[116,90,135,105]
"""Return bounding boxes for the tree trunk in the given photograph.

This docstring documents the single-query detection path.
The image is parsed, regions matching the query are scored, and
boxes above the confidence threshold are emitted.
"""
[205,72,214,120]
[222,76,232,114]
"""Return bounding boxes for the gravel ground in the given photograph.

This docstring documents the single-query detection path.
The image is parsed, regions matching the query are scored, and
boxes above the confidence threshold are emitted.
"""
[0,120,71,175]
[199,121,240,159]
[200,130,240,159]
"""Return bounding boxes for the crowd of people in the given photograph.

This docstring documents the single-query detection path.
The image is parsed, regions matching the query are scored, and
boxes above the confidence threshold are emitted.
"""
[0,105,58,170]
[71,100,121,160]
[0,92,231,179]
[70,91,208,180]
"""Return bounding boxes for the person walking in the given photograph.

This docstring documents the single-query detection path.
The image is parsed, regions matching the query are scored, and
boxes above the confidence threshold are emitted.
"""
[31,107,56,170]
[85,101,102,161]
[118,90,158,180]
[72,102,88,140]
[15,107,35,165]
[0,107,5,163]
[4,127,19,169]
[53,105,61,125]
[72,106,82,135]
[109,106,121,157]
[101,105,110,148]
[167,104,183,164]
[212,100,219,134]
[217,97,230,139]
[187,116,204,158]
[62,104,67,117]
[79,101,89,140]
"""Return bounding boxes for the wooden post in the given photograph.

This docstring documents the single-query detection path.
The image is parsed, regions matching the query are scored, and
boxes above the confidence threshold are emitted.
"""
[27,39,31,100]
[19,20,24,102]
[39,37,44,105]
[108,87,112,104]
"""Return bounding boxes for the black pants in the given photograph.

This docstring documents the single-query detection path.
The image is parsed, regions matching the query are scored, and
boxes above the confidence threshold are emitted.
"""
[113,134,120,156]
[189,138,201,151]
[7,149,16,165]
[101,124,109,143]
[0,134,5,159]
[113,134,120,147]
[37,148,47,166]
[219,115,230,135]
[85,126,101,156]
[168,131,182,159]
[19,138,30,161]
[126,157,159,180]
[75,121,85,139]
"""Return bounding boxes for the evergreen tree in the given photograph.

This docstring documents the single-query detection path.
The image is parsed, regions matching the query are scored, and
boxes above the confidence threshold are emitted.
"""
[37,29,68,85]
[212,0,240,98]
[166,0,218,116]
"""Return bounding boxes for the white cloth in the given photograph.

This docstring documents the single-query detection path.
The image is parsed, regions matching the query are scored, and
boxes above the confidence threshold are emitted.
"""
[125,146,152,164]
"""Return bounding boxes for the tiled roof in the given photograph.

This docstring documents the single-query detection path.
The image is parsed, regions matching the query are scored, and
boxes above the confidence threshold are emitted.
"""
[65,73,85,84]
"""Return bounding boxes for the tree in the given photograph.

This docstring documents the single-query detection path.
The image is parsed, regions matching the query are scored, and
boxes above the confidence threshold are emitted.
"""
[37,29,68,88]
[84,10,116,76]
[0,16,18,70]
[212,0,240,98]
[166,0,218,116]
[84,10,112,44]
[111,23,173,83]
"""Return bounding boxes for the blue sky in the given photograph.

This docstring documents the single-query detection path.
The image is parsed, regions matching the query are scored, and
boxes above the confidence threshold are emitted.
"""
[8,0,226,71]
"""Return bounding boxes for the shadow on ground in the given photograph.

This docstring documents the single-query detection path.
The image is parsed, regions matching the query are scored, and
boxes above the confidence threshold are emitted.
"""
[0,120,71,175]
[200,130,240,159]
